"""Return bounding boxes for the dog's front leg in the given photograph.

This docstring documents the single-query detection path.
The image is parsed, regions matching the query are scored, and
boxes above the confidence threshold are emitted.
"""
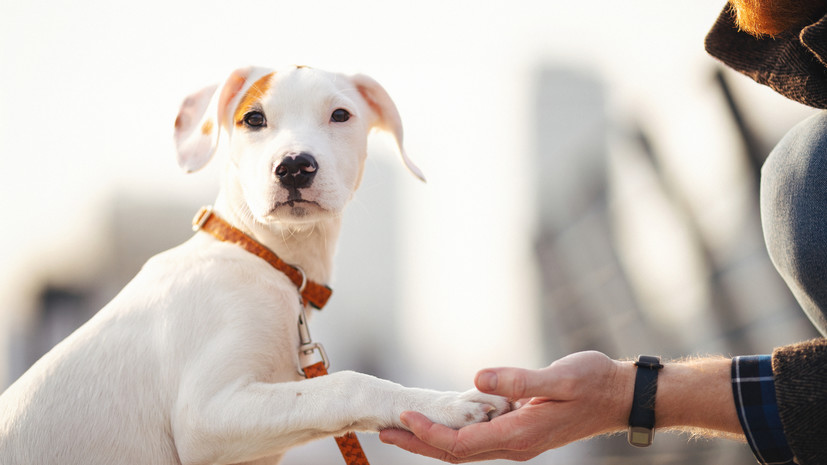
[173,370,509,465]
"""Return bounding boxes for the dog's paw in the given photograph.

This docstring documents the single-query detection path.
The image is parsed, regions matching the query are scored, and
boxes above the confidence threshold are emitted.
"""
[419,389,512,429]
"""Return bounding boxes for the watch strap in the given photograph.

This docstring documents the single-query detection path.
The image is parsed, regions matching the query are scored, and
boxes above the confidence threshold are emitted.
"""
[628,355,663,447]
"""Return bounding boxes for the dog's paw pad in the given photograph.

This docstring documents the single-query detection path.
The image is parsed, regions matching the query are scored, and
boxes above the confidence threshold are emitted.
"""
[432,389,512,429]
[459,389,512,420]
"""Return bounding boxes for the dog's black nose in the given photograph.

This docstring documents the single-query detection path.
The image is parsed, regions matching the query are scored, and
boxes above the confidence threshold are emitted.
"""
[275,152,318,189]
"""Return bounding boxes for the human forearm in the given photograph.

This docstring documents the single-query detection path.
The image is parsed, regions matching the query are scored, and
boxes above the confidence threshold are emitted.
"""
[650,357,743,436]
[605,356,743,438]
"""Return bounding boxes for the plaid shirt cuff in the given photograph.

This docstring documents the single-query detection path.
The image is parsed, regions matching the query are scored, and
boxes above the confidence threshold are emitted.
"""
[732,355,795,465]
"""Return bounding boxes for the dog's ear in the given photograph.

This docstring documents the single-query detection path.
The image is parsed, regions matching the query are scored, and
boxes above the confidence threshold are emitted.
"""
[351,74,426,182]
[174,67,251,173]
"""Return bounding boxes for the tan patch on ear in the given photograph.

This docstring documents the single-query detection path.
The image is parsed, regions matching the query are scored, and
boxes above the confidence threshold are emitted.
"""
[233,72,275,126]
[201,119,214,135]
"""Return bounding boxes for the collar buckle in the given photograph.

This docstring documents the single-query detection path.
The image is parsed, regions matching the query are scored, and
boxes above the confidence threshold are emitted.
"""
[191,206,213,231]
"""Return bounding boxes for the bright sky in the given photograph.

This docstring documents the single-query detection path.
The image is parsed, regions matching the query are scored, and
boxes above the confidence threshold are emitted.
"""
[0,0,816,386]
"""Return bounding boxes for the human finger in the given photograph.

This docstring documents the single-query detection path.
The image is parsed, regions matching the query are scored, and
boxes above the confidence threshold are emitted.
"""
[380,426,536,464]
[379,428,463,462]
[475,367,553,400]
[405,410,527,457]
[383,412,538,463]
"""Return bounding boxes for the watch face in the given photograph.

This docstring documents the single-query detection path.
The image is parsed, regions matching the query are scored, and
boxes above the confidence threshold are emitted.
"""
[628,426,654,447]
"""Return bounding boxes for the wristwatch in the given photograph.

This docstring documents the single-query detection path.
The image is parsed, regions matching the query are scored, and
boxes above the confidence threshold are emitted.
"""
[627,355,663,447]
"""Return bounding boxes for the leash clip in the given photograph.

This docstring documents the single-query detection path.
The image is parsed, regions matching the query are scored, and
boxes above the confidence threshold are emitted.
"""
[297,306,329,376]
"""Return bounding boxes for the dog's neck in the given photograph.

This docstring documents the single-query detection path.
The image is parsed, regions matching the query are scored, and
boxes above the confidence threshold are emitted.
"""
[212,190,341,286]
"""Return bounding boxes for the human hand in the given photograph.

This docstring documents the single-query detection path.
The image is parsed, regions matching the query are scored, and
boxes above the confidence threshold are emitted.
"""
[379,351,634,463]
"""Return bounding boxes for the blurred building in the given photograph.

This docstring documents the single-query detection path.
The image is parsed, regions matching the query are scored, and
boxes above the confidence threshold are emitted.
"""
[3,196,197,385]
[533,67,644,360]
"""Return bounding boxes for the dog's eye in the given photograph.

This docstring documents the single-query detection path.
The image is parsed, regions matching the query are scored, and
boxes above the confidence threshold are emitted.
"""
[330,109,350,123]
[243,111,267,128]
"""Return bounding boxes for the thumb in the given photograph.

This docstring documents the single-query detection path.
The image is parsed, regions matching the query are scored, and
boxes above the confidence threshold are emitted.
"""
[474,367,551,400]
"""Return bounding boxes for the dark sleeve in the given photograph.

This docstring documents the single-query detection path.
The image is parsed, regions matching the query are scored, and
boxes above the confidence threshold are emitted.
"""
[772,338,827,465]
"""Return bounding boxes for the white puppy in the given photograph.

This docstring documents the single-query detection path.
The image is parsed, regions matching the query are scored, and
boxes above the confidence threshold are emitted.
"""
[0,66,510,465]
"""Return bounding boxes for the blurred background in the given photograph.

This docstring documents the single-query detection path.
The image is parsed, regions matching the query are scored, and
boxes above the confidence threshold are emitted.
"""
[0,0,821,463]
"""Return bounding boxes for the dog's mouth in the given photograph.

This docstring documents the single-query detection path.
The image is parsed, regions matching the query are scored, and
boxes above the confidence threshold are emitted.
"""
[271,199,323,219]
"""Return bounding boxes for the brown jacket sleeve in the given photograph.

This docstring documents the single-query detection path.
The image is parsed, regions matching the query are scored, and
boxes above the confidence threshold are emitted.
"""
[772,338,827,465]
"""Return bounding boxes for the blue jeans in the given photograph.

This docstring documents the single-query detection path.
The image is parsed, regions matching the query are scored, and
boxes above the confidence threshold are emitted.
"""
[762,111,827,336]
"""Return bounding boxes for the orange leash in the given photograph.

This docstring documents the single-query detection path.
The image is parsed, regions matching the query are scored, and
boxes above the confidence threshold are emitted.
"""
[304,361,371,465]
[192,207,370,465]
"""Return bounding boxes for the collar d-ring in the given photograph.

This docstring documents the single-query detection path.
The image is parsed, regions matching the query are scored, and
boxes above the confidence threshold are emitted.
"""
[295,265,307,293]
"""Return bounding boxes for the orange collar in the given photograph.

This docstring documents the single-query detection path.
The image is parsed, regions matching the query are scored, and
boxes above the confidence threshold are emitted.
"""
[192,206,333,309]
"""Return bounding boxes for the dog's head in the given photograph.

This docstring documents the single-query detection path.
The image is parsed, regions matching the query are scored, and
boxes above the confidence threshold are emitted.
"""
[174,65,424,225]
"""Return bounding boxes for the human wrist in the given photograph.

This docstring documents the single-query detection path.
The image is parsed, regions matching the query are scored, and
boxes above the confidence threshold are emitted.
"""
[653,358,741,434]
[611,359,638,433]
